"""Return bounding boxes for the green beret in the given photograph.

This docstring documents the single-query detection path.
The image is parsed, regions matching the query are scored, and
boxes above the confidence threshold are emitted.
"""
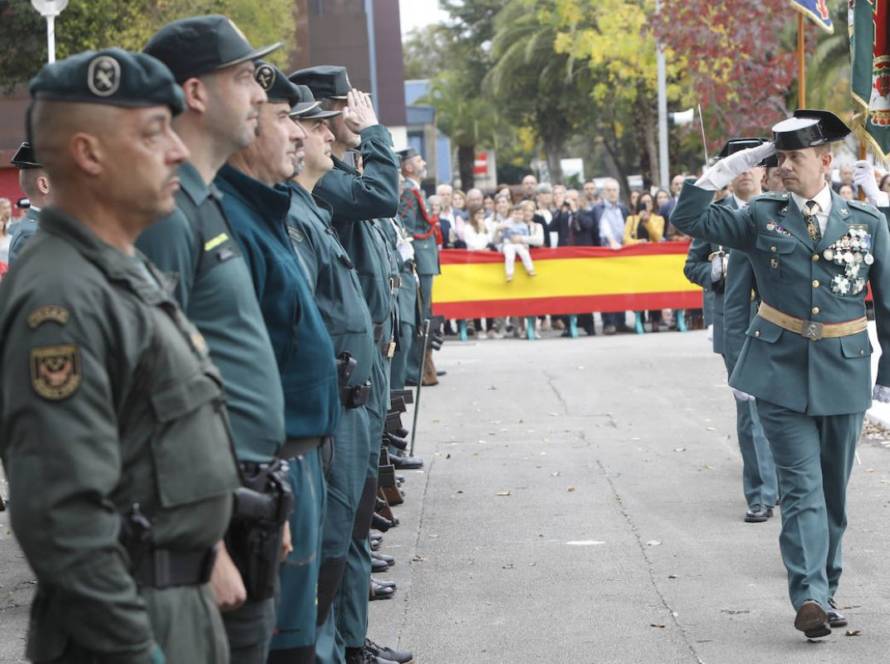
[29,48,184,115]
[145,15,280,84]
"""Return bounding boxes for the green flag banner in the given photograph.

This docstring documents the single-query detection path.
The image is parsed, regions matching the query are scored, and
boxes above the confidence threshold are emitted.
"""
[850,0,890,160]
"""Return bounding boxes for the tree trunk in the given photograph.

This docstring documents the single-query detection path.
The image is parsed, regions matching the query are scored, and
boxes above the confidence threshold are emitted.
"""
[638,97,659,190]
[457,143,475,190]
[543,138,563,184]
[601,125,632,205]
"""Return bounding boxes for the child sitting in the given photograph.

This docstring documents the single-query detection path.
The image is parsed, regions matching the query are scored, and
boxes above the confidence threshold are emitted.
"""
[497,202,537,282]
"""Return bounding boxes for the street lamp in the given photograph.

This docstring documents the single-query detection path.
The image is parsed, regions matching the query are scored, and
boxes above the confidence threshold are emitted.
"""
[30,0,69,63]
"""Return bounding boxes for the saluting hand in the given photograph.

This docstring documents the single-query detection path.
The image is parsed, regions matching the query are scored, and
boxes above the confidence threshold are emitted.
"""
[342,89,378,134]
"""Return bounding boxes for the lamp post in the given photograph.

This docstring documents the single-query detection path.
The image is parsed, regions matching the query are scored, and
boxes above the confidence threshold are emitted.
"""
[30,0,69,63]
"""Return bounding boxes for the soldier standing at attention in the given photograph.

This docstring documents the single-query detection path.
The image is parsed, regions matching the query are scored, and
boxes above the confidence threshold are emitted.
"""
[8,141,50,266]
[138,16,292,664]
[684,138,778,524]
[290,65,413,664]
[215,65,341,664]
[0,48,240,663]
[671,110,890,638]
[398,148,442,387]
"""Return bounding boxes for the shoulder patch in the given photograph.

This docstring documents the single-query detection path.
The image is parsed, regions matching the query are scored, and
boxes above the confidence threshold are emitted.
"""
[27,305,70,329]
[31,344,81,400]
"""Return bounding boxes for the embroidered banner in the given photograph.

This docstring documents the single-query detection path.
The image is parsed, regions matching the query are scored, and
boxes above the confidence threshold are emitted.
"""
[430,243,703,318]
[790,0,834,33]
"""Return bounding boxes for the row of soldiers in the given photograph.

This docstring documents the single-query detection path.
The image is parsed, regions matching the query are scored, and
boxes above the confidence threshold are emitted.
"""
[677,111,890,638]
[0,14,445,664]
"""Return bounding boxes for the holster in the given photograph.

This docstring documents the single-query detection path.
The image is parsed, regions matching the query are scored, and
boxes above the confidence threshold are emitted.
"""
[225,459,294,601]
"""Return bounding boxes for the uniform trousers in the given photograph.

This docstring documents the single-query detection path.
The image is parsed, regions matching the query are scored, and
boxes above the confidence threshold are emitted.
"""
[756,399,863,610]
[336,324,392,649]
[268,450,326,663]
[406,275,433,381]
[391,320,416,390]
[223,596,276,664]
[315,406,372,664]
[722,356,777,510]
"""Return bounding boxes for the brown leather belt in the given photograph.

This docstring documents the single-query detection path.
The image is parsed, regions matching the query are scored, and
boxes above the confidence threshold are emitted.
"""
[757,302,867,341]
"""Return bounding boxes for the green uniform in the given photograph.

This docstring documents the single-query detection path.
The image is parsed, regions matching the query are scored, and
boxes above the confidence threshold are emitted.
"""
[684,196,777,511]
[314,124,400,653]
[398,180,439,382]
[284,180,376,664]
[8,207,40,266]
[672,180,890,609]
[388,214,420,390]
[0,208,240,663]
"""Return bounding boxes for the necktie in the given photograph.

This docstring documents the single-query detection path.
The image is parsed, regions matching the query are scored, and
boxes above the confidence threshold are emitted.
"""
[804,200,821,242]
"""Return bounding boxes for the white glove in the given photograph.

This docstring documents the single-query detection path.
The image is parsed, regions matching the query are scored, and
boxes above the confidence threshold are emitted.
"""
[696,143,777,191]
[397,237,415,262]
[873,384,890,403]
[710,254,724,283]
[853,160,890,208]
[731,387,755,402]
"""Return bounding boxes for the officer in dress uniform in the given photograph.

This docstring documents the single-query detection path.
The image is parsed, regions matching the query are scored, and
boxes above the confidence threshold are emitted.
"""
[8,141,50,266]
[290,65,413,664]
[0,48,241,663]
[213,65,341,664]
[397,148,441,387]
[671,110,890,638]
[387,209,420,392]
[138,16,293,664]
[684,139,778,523]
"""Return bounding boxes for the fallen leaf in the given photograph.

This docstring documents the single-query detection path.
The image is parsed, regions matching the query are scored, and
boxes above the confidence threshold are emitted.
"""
[706,426,716,431]
[646,540,662,547]
[445,453,451,459]
[567,540,606,546]
[495,490,511,496]
[650,624,666,629]
[567,486,576,492]
[674,447,686,452]
[668,574,678,579]
[551,471,561,477]
[845,629,862,637]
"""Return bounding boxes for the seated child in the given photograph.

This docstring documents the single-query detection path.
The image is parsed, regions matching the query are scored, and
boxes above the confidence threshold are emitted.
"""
[498,202,537,282]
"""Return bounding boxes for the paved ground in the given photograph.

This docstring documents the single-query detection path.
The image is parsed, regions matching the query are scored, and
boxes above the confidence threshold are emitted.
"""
[4,328,890,663]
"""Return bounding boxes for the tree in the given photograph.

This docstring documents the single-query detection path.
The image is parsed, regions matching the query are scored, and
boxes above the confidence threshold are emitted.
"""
[0,0,295,92]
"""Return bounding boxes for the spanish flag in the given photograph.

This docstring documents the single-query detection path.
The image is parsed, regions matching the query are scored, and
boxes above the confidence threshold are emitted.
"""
[431,243,703,319]
[850,0,890,159]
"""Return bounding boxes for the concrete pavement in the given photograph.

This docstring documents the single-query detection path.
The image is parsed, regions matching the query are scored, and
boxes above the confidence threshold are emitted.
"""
[4,328,890,662]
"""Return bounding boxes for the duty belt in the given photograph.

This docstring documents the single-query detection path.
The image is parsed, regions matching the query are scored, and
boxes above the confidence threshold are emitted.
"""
[341,381,372,409]
[389,276,401,291]
[132,546,216,589]
[757,302,867,341]
[278,436,327,459]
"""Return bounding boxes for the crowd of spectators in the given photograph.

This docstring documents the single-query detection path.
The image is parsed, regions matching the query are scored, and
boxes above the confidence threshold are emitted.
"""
[431,163,890,340]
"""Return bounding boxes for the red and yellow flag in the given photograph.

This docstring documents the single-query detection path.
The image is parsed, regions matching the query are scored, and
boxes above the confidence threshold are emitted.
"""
[431,243,703,319]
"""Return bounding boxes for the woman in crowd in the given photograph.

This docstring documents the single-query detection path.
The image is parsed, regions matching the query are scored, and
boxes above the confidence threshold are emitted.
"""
[429,195,453,249]
[838,184,855,201]
[483,194,496,218]
[623,192,666,334]
[628,189,641,213]
[452,189,467,219]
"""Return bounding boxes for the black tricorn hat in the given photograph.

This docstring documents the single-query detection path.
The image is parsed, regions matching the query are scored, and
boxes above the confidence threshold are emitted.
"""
[772,110,850,151]
[11,141,40,169]
[719,137,778,168]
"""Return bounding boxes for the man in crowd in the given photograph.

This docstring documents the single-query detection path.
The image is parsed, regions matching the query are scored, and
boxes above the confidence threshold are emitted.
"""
[659,173,686,221]
[671,109,890,638]
[214,64,339,664]
[683,138,778,524]
[138,16,291,663]
[292,63,415,664]
[521,173,538,200]
[8,141,51,265]
[399,148,441,387]
[592,178,629,334]
[436,182,463,241]
[833,162,857,196]
[1,47,240,663]
[582,180,599,208]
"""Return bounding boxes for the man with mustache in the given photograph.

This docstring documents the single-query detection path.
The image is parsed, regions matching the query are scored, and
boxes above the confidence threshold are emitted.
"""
[137,16,292,664]
[0,48,240,663]
[671,110,890,638]
[683,139,778,524]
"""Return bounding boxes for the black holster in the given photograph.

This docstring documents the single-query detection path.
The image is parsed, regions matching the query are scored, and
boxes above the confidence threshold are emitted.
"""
[226,459,293,601]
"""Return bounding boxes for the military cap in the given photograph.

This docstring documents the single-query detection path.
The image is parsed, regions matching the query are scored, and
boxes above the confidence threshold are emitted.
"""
[772,109,851,151]
[254,62,303,106]
[145,15,280,84]
[291,85,341,120]
[719,137,778,168]
[10,141,40,169]
[397,147,420,163]
[289,65,354,100]
[29,48,184,115]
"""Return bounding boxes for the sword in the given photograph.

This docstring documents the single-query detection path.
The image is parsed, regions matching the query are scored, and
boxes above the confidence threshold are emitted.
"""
[697,103,709,165]
[409,318,431,457]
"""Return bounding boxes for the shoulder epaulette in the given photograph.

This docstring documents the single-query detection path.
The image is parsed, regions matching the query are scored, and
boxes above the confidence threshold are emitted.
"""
[751,191,789,203]
[846,199,884,220]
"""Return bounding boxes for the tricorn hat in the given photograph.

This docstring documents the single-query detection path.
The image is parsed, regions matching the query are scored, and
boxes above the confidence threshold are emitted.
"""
[719,137,778,168]
[772,110,850,151]
[10,141,40,169]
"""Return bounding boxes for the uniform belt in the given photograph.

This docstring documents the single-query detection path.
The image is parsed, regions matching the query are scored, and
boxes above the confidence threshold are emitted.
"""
[278,436,326,459]
[374,322,396,358]
[132,546,216,589]
[389,276,401,291]
[373,323,384,342]
[757,302,867,341]
[341,381,372,409]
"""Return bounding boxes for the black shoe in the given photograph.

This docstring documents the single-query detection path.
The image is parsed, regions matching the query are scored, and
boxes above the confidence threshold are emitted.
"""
[744,505,773,523]
[372,551,395,567]
[603,325,616,335]
[371,557,390,573]
[827,598,848,628]
[404,379,418,387]
[391,453,423,470]
[795,600,831,638]
[365,639,414,664]
[372,513,394,532]
[436,369,447,377]
[346,646,397,664]
[384,433,408,451]
[369,578,396,600]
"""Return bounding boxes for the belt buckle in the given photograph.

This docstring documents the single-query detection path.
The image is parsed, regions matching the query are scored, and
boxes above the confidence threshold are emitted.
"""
[386,340,396,359]
[802,321,824,341]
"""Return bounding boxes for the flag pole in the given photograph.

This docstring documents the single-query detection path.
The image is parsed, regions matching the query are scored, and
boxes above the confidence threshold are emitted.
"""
[797,13,806,108]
